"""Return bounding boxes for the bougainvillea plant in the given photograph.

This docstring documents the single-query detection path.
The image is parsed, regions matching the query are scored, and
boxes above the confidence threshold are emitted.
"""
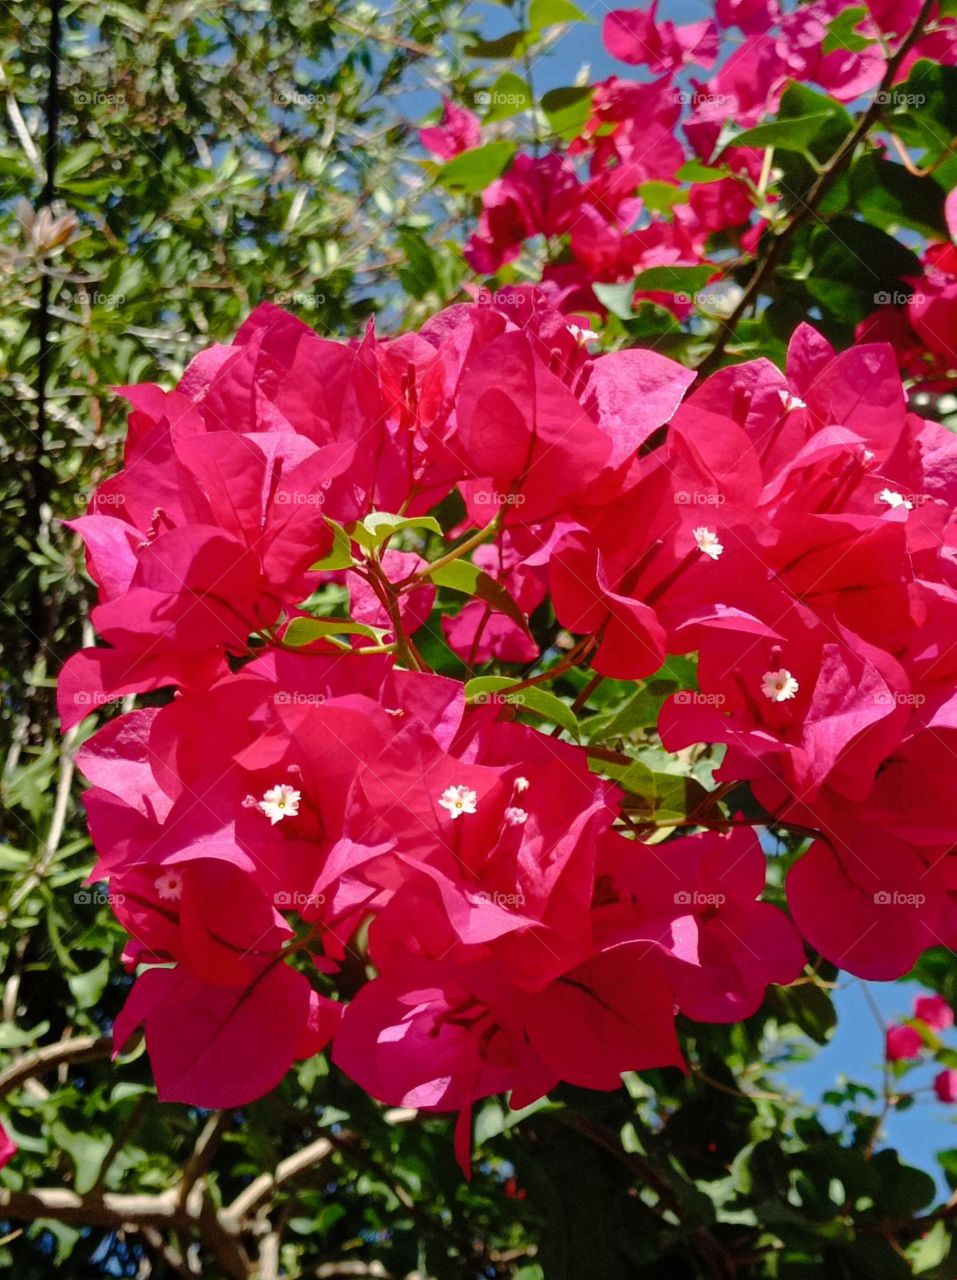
[60,277,957,1172]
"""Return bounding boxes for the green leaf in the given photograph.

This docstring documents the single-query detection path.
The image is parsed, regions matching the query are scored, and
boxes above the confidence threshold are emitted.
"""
[541,86,593,138]
[805,216,922,324]
[732,82,852,156]
[466,29,531,58]
[68,958,110,1010]
[733,113,838,152]
[881,62,957,163]
[465,676,580,736]
[769,983,836,1045]
[592,281,635,319]
[283,617,381,647]
[850,153,948,238]
[310,519,354,571]
[50,1123,112,1195]
[351,511,442,550]
[529,0,586,27]
[436,140,516,193]
[429,558,529,632]
[676,159,729,183]
[638,181,687,214]
[822,6,873,54]
[907,1218,951,1274]
[632,264,717,295]
[397,227,439,298]
[0,1020,50,1049]
[479,73,532,122]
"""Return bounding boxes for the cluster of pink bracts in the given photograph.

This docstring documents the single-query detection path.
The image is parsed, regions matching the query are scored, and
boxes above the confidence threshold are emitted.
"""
[61,289,957,1167]
[421,1,957,323]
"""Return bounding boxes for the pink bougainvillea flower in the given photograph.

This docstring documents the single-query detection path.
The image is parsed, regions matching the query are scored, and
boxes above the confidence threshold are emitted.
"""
[934,1069,957,1102]
[603,4,719,74]
[886,1023,923,1062]
[113,960,340,1108]
[0,1121,16,1169]
[915,993,954,1030]
[419,97,481,160]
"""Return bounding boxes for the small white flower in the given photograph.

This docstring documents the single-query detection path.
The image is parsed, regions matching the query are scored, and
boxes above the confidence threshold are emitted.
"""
[155,870,183,902]
[438,784,478,819]
[693,527,724,560]
[567,323,600,346]
[878,487,913,511]
[761,668,800,703]
[514,776,530,793]
[861,447,875,464]
[505,806,529,826]
[258,783,302,825]
[778,389,807,412]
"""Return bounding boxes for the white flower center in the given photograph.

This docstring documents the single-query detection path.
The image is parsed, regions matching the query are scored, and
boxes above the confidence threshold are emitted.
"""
[761,668,799,702]
[693,527,724,560]
[514,776,530,793]
[878,488,913,511]
[155,871,183,902]
[439,784,478,819]
[505,806,529,826]
[258,784,302,825]
[779,390,807,412]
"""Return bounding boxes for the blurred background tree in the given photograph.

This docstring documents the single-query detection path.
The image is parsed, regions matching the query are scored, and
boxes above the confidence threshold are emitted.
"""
[0,3,956,1278]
